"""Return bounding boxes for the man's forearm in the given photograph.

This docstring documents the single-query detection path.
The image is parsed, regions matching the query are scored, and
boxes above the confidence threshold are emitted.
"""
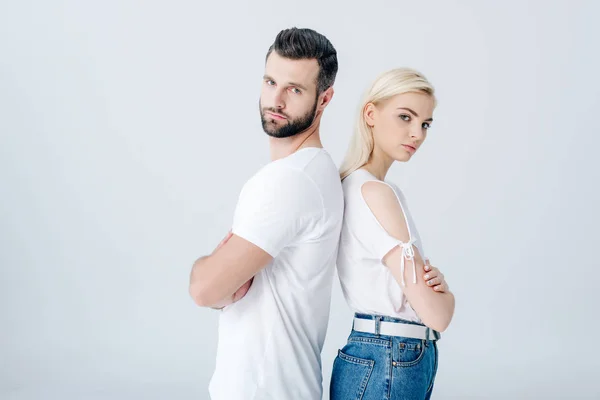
[189,255,231,307]
[205,278,254,310]
[208,296,235,310]
[188,255,252,308]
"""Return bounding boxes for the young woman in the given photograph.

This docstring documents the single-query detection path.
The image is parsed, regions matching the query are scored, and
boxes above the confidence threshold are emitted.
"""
[330,68,455,400]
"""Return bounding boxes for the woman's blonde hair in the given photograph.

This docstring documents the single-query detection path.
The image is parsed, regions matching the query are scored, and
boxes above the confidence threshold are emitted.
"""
[339,68,436,180]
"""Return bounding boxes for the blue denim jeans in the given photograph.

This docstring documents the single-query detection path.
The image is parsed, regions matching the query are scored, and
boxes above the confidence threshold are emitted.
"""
[330,313,438,400]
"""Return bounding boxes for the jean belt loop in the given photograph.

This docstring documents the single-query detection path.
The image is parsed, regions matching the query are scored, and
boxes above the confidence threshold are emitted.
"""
[374,316,381,336]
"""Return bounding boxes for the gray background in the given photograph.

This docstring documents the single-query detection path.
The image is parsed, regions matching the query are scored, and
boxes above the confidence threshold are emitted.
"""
[1,1,599,399]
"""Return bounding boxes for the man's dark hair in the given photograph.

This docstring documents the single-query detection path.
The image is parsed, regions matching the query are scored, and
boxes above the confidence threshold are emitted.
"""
[266,27,338,94]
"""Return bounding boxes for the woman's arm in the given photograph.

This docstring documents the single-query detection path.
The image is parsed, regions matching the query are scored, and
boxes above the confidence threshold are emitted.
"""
[361,181,455,332]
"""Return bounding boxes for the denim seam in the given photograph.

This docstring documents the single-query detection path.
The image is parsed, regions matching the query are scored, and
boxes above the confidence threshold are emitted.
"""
[337,349,375,400]
[385,346,392,400]
[337,349,375,367]
[388,359,393,400]
[425,341,439,393]
[358,360,375,400]
[395,339,428,368]
[348,337,391,347]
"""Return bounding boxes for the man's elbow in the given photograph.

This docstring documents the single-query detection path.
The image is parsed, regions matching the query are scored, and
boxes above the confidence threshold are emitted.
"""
[189,256,220,307]
[189,282,205,307]
[189,281,220,307]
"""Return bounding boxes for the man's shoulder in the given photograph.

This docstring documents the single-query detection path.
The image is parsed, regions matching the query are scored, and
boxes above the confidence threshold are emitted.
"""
[252,148,326,183]
[243,148,340,203]
[239,163,319,208]
[250,161,313,188]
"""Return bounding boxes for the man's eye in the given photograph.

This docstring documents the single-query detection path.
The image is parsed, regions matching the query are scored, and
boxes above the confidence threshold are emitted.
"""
[291,88,301,94]
[266,80,275,85]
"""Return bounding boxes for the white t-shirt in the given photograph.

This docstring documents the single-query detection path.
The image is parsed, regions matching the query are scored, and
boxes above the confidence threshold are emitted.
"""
[209,147,344,400]
[336,168,426,322]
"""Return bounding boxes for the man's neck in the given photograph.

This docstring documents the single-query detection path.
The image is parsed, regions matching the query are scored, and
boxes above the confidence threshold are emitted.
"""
[269,125,323,161]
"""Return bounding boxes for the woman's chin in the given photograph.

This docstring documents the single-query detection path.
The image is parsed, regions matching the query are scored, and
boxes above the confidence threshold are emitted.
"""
[394,152,413,163]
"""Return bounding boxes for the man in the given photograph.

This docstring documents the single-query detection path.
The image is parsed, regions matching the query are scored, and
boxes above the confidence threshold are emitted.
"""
[189,28,343,399]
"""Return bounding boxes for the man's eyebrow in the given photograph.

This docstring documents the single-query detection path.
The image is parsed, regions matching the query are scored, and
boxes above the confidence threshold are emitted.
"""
[263,75,308,91]
[289,82,308,91]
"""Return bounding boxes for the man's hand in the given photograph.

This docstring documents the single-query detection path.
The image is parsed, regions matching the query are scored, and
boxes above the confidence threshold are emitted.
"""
[232,277,253,302]
[423,258,449,293]
[210,277,253,310]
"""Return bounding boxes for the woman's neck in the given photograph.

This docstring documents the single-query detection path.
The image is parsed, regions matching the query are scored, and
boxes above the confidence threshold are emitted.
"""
[363,147,393,181]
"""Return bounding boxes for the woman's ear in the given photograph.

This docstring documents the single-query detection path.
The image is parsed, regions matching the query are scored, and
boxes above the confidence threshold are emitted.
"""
[364,103,376,127]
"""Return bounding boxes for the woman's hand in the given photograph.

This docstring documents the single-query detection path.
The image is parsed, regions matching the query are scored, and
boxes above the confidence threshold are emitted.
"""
[423,259,449,293]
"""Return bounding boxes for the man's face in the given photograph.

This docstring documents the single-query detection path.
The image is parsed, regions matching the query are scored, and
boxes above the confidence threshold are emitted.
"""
[259,51,320,138]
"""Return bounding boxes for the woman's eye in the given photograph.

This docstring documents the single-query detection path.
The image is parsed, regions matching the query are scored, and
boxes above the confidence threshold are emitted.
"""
[400,114,411,121]
[422,122,431,129]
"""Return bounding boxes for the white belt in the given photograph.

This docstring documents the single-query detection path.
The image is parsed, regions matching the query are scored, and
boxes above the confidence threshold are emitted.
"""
[353,317,440,341]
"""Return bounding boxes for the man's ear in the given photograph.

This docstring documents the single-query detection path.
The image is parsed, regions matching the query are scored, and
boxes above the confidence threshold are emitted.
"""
[318,87,334,110]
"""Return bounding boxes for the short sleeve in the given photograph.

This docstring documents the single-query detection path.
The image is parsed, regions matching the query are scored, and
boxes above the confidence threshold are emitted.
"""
[358,180,413,261]
[231,165,323,258]
[358,180,419,286]
[372,228,405,261]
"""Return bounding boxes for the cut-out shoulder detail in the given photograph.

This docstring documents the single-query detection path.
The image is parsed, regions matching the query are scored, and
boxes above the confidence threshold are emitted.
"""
[360,180,417,286]
[336,168,426,320]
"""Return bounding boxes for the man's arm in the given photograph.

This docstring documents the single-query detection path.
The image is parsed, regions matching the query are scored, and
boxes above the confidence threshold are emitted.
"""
[362,181,455,332]
[189,231,253,310]
[189,234,272,308]
[189,166,319,308]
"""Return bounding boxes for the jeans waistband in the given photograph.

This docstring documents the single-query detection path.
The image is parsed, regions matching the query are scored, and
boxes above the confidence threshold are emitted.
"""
[353,313,440,341]
[354,312,426,326]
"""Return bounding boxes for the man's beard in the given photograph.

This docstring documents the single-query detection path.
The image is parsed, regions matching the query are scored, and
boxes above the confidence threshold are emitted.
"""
[259,98,318,139]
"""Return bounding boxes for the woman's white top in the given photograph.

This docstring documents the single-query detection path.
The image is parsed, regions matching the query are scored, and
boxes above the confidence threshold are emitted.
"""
[336,168,427,322]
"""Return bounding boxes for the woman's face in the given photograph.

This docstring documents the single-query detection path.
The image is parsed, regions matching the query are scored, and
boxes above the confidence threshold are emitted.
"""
[366,92,435,162]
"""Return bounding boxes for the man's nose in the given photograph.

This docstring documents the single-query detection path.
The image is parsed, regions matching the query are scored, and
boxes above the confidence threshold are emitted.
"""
[273,89,286,109]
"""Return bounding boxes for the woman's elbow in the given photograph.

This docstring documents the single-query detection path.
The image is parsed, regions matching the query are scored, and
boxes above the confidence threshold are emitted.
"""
[427,316,452,333]
[424,294,455,332]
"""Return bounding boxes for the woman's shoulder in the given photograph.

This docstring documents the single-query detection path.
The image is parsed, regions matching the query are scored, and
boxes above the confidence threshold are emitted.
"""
[343,168,380,190]
[342,170,413,247]
[344,169,402,199]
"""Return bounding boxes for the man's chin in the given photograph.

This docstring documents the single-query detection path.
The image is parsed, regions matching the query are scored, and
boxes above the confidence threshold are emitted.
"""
[264,130,288,138]
[263,129,299,139]
[262,123,288,138]
[261,125,278,136]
